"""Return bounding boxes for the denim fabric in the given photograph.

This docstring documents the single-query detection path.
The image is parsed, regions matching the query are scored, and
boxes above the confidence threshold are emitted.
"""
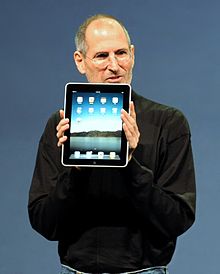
[60,265,169,274]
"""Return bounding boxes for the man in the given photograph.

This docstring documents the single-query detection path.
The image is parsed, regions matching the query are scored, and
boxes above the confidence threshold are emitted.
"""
[28,14,196,274]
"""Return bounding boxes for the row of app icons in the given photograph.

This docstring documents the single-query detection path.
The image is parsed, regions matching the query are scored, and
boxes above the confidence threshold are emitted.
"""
[76,107,118,114]
[76,96,119,105]
[74,151,116,159]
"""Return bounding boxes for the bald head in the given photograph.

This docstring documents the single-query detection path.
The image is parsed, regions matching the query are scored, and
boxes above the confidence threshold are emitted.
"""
[75,14,131,55]
[85,18,130,54]
[73,14,135,84]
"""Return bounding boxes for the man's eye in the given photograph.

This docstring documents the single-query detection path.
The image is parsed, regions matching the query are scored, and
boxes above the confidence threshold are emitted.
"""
[95,53,108,59]
[116,50,128,56]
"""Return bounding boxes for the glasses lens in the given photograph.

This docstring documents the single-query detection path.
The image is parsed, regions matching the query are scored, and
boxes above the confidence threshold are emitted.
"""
[91,50,131,68]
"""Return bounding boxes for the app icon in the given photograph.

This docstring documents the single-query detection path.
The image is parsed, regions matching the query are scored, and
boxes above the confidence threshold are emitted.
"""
[86,151,93,158]
[77,96,83,104]
[100,97,107,104]
[76,107,82,114]
[74,151,80,158]
[89,97,95,104]
[112,97,118,104]
[109,152,116,159]
[100,107,106,114]
[98,151,104,159]
[88,107,94,114]
[112,107,118,114]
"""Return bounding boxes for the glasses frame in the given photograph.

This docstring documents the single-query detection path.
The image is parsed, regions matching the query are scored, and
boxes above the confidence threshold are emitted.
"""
[81,47,132,69]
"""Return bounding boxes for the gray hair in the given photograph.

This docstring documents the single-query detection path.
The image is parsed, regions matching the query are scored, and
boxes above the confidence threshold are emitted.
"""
[75,14,131,55]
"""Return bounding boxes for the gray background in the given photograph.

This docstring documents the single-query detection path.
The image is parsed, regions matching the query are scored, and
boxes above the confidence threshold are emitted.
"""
[0,0,219,273]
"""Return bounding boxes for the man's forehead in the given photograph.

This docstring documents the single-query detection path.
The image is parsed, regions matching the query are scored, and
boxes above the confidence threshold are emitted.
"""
[86,18,126,39]
[85,18,129,51]
[87,18,122,31]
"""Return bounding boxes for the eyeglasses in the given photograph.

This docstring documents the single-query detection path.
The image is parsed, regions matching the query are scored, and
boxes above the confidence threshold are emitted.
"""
[83,48,132,69]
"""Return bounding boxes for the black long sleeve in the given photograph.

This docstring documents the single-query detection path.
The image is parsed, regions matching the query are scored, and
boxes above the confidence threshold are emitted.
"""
[125,120,195,239]
[28,111,93,240]
[28,91,196,271]
[126,93,195,239]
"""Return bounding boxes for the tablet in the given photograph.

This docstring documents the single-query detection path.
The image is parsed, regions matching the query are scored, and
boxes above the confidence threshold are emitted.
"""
[61,82,131,167]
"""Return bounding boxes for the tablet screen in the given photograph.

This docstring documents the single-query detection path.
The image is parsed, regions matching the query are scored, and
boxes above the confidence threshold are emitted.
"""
[62,82,131,167]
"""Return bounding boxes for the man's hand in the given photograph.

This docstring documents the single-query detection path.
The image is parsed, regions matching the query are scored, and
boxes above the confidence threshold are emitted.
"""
[121,101,140,160]
[56,110,69,147]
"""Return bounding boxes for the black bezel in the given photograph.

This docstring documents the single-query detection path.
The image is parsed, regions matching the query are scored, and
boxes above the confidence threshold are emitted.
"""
[62,82,131,167]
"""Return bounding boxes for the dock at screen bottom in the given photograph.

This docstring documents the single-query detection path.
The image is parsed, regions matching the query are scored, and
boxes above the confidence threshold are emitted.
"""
[69,136,121,160]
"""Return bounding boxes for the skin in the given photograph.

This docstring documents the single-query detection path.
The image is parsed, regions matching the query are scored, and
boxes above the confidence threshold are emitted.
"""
[56,18,140,159]
[74,18,135,84]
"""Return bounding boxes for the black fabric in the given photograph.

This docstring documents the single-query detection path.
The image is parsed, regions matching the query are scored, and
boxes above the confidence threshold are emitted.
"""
[28,91,196,273]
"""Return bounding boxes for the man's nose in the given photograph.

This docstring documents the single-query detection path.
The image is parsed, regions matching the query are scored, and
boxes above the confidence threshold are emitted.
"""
[107,55,119,71]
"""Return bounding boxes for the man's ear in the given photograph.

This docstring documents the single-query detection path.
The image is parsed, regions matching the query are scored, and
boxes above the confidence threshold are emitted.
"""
[130,45,135,66]
[74,51,86,74]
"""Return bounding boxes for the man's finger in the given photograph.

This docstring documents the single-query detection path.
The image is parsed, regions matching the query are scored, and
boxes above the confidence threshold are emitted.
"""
[59,109,65,119]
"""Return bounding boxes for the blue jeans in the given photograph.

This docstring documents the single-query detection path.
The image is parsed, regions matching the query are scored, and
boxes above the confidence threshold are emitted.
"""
[60,265,169,274]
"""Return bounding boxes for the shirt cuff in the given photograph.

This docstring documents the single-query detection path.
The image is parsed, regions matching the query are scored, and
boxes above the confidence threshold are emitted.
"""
[126,156,154,187]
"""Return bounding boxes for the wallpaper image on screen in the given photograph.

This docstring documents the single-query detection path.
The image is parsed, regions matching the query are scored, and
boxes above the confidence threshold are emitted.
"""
[69,91,124,160]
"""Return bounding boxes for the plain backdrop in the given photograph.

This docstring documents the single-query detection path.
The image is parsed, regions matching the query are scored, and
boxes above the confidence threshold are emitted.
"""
[0,1,219,273]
